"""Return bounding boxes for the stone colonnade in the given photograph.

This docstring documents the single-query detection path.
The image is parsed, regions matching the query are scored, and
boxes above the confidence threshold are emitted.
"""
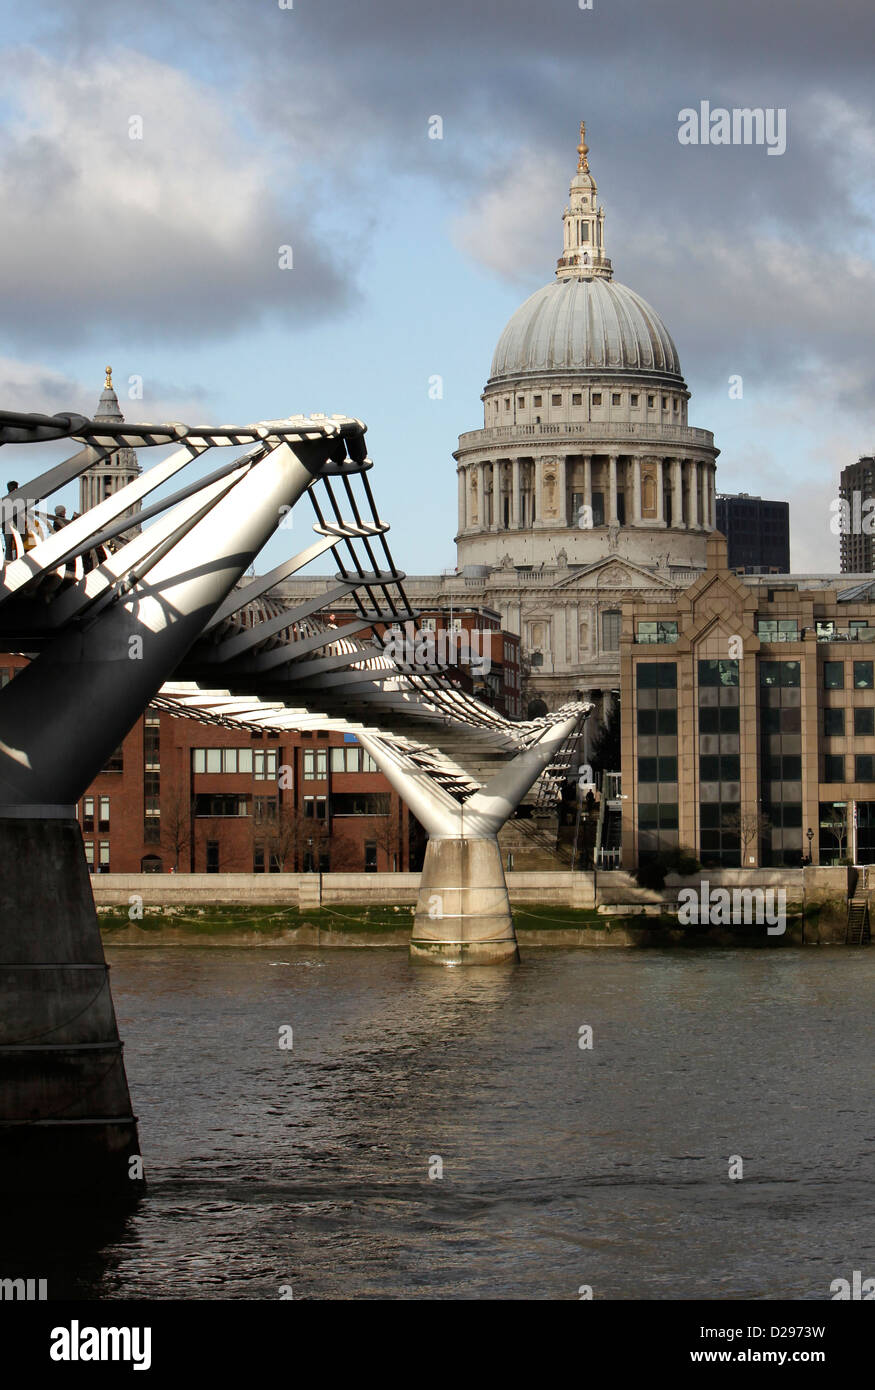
[459,454,717,532]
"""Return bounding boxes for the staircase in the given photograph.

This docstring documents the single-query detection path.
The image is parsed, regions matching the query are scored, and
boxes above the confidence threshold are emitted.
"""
[598,804,623,868]
[845,892,871,944]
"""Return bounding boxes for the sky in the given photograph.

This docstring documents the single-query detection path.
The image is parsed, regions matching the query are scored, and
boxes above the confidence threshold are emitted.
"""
[0,0,873,574]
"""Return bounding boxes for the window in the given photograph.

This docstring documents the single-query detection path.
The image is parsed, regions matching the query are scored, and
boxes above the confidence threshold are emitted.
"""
[572,393,582,405]
[364,841,378,872]
[533,394,542,408]
[854,661,874,689]
[102,746,124,773]
[824,755,845,783]
[855,755,875,781]
[757,619,799,642]
[254,845,265,873]
[206,841,219,873]
[647,395,655,408]
[98,796,110,833]
[98,842,110,871]
[420,617,436,631]
[331,792,391,816]
[601,610,621,652]
[84,841,94,870]
[630,394,639,406]
[504,397,511,411]
[551,394,562,406]
[662,396,668,408]
[517,396,525,407]
[824,662,844,690]
[855,707,874,736]
[673,397,679,411]
[592,392,602,406]
[254,796,278,821]
[83,796,94,832]
[194,794,250,817]
[192,747,254,774]
[701,659,740,686]
[330,746,379,773]
[612,393,621,406]
[636,621,678,645]
[824,708,845,737]
[303,749,327,780]
[254,749,278,781]
[303,795,327,819]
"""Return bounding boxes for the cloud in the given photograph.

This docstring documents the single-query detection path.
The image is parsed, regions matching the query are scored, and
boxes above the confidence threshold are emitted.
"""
[0,48,351,348]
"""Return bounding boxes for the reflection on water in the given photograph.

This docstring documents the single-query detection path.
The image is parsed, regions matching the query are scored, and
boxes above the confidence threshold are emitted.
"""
[7,947,874,1299]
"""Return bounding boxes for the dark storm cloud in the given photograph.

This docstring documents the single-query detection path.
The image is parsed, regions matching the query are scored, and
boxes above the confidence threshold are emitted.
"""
[7,0,874,406]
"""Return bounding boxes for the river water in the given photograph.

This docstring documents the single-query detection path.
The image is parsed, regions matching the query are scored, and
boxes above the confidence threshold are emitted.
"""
[23,946,875,1299]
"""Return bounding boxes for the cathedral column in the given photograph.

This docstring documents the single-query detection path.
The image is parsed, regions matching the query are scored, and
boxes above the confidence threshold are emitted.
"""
[457,467,466,532]
[558,456,568,526]
[511,458,521,529]
[608,454,618,524]
[708,464,716,528]
[689,459,699,529]
[475,461,485,530]
[671,457,683,529]
[583,454,592,515]
[633,456,642,523]
[491,462,501,531]
[656,457,665,526]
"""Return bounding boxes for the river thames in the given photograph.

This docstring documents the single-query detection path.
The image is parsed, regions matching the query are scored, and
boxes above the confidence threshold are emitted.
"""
[23,946,875,1300]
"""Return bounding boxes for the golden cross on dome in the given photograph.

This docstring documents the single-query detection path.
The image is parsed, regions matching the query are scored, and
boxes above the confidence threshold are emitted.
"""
[104,366,113,389]
[577,121,589,172]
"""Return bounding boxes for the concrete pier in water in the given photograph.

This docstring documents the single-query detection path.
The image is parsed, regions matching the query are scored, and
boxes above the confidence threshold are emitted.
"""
[0,817,143,1198]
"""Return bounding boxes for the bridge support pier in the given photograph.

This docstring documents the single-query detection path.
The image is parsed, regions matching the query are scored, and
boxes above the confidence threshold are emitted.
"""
[359,708,587,966]
[0,816,143,1200]
[410,836,519,965]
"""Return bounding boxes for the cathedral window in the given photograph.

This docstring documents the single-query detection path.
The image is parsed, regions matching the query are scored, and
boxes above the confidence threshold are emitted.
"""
[581,223,590,241]
[552,394,562,406]
[504,397,511,411]
[662,396,668,409]
[592,392,602,406]
[612,393,621,406]
[572,393,582,405]
[533,394,542,407]
[631,394,639,407]
[648,395,655,408]
[601,611,622,652]
[518,396,525,407]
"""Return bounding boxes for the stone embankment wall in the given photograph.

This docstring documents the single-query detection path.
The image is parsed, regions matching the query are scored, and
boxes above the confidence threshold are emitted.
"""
[92,866,854,945]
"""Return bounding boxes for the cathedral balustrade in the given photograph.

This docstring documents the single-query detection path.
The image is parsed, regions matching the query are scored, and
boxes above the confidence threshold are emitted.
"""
[457,421,715,451]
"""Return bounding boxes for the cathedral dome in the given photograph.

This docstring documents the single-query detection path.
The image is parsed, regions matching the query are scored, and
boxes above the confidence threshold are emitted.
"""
[488,275,682,384]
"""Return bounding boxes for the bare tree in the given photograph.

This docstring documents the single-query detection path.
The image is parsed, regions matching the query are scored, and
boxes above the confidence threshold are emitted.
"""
[161,788,193,871]
[369,803,405,871]
[821,805,848,863]
[723,807,772,865]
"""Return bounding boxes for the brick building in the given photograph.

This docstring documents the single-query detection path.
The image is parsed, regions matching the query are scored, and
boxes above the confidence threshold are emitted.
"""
[0,653,419,875]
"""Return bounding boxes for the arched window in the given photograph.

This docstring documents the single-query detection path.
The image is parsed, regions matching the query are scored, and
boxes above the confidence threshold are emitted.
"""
[141,855,163,873]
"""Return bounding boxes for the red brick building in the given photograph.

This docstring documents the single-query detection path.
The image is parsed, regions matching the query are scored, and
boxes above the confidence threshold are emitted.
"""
[1,653,420,875]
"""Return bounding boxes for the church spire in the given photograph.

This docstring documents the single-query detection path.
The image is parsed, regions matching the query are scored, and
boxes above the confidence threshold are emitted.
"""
[557,121,612,281]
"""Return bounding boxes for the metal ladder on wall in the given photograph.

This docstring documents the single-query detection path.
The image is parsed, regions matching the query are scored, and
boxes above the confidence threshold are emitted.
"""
[846,865,871,944]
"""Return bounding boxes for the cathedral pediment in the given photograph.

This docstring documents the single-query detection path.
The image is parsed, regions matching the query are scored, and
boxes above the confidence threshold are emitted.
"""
[552,556,681,592]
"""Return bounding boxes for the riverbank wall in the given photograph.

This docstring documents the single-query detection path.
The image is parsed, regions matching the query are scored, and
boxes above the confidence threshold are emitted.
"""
[93,866,855,947]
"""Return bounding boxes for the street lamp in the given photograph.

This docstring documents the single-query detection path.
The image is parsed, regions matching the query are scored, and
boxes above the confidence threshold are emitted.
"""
[806,827,814,865]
